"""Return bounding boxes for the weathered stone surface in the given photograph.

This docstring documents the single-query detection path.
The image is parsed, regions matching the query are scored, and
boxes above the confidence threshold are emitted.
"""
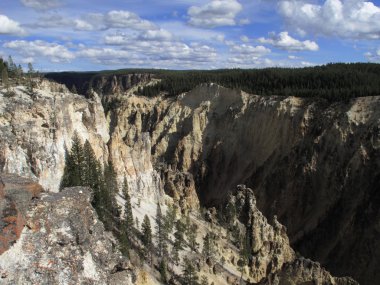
[0,184,135,285]
[157,163,199,212]
[256,258,358,285]
[0,81,109,192]
[0,174,43,254]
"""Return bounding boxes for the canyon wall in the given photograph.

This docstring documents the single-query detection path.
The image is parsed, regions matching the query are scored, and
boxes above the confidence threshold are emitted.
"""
[103,83,379,284]
[1,80,379,284]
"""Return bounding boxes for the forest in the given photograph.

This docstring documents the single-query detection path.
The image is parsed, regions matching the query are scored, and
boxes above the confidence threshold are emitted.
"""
[46,63,380,102]
[136,63,380,101]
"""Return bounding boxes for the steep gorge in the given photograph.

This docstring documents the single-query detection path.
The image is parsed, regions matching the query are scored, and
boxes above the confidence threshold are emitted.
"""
[103,83,380,285]
[1,78,379,284]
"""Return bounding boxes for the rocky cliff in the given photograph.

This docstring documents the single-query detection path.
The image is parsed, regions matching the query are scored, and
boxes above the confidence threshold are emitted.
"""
[102,83,379,284]
[0,80,164,206]
[45,72,153,95]
[1,79,379,284]
[0,174,135,284]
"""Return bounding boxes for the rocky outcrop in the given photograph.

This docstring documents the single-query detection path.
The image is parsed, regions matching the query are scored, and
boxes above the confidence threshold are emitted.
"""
[0,178,135,284]
[0,80,165,203]
[232,185,295,282]
[157,163,199,213]
[257,257,358,285]
[0,81,109,192]
[0,174,43,254]
[231,185,358,285]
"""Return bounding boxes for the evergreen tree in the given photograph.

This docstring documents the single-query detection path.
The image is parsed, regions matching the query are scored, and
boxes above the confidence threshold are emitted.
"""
[174,219,186,251]
[82,140,104,215]
[71,84,78,94]
[188,223,199,252]
[166,203,177,234]
[141,215,153,263]
[182,257,198,285]
[122,177,134,233]
[2,68,9,92]
[27,62,35,94]
[155,203,168,257]
[202,233,215,262]
[60,132,85,189]
[7,56,16,77]
[159,258,169,284]
[15,64,23,84]
[102,162,120,231]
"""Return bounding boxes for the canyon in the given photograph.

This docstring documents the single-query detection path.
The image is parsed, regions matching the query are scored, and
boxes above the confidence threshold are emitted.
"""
[1,75,379,284]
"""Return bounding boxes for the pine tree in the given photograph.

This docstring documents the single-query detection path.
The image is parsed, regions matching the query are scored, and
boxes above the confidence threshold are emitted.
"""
[16,64,23,84]
[27,62,35,94]
[188,223,199,252]
[141,215,153,263]
[159,258,169,283]
[82,140,104,216]
[155,203,168,257]
[202,233,215,262]
[2,68,9,92]
[60,132,85,189]
[122,177,134,230]
[174,219,186,251]
[102,162,120,231]
[71,84,78,94]
[182,257,198,285]
[166,203,177,234]
[7,56,16,77]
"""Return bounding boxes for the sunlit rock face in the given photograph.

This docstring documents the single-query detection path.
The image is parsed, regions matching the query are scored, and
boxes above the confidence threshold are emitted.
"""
[0,81,109,193]
[0,175,135,285]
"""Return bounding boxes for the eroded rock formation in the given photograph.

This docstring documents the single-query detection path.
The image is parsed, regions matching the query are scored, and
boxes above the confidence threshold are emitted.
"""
[103,84,378,284]
[1,79,379,284]
[0,175,135,284]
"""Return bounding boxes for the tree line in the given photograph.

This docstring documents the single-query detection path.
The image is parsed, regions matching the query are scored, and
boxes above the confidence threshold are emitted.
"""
[136,63,380,102]
[1,56,37,96]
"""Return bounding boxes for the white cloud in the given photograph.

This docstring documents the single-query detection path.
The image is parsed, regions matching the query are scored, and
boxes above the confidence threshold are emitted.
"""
[279,0,380,39]
[74,19,93,31]
[102,10,157,31]
[365,49,380,62]
[188,0,243,28]
[258,31,319,51]
[240,35,249,42]
[229,43,271,56]
[21,0,61,10]
[138,29,173,41]
[30,10,157,32]
[0,15,25,35]
[3,40,74,63]
[84,34,218,67]
[160,21,225,43]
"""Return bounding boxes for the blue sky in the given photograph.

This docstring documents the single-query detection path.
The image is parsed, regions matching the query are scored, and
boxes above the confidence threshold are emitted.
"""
[0,0,379,71]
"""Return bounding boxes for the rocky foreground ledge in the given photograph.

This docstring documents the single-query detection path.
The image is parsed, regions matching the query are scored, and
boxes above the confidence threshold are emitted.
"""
[0,174,134,285]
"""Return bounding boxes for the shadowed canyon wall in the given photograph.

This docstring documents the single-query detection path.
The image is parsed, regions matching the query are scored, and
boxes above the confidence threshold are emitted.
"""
[1,80,379,284]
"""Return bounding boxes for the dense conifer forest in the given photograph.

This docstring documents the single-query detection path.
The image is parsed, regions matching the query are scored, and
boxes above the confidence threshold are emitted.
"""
[46,63,380,102]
